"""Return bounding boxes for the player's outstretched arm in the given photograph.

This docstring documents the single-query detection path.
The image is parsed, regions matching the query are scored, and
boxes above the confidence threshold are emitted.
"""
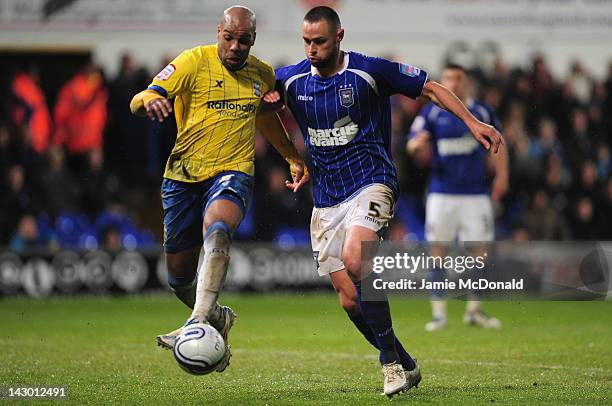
[490,142,509,202]
[130,90,173,122]
[255,113,310,192]
[420,80,504,153]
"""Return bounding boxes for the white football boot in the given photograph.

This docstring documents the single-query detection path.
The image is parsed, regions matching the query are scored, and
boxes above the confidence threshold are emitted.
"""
[209,306,237,373]
[424,317,448,332]
[404,361,422,391]
[155,305,237,362]
[464,311,502,329]
[156,326,182,349]
[382,361,408,397]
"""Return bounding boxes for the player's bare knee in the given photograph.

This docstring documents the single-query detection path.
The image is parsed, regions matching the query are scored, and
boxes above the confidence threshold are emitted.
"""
[342,255,362,281]
[204,198,243,232]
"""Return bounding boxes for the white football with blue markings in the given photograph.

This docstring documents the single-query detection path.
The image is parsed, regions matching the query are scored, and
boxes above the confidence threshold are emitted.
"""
[173,322,226,375]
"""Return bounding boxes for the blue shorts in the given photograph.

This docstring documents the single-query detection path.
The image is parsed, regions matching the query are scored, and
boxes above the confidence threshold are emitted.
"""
[161,171,254,253]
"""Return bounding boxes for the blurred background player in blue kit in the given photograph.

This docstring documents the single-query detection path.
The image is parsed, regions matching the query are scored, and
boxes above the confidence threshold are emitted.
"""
[407,64,508,331]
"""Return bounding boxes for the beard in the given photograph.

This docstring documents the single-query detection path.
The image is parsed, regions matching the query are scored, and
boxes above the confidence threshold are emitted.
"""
[309,46,339,69]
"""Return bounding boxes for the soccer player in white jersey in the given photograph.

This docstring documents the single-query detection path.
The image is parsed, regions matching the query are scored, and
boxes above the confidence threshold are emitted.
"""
[264,7,504,397]
[407,64,508,331]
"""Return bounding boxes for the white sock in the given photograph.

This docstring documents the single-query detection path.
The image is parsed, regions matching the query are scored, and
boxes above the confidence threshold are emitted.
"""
[431,300,447,320]
[466,300,481,314]
[191,227,230,324]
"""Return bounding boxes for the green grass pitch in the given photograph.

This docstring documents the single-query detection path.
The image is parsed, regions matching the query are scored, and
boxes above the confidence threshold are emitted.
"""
[1,293,611,405]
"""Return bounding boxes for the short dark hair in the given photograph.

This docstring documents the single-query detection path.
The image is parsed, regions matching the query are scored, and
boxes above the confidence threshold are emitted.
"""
[304,6,341,31]
[444,63,467,73]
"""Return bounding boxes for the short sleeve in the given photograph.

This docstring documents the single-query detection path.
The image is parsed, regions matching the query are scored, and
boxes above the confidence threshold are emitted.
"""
[148,48,200,98]
[368,57,428,99]
[274,66,293,104]
[274,66,290,92]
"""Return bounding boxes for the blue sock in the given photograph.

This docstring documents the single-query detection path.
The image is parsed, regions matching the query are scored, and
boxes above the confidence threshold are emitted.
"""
[429,266,447,299]
[355,272,399,365]
[167,273,196,309]
[467,264,486,298]
[348,312,416,370]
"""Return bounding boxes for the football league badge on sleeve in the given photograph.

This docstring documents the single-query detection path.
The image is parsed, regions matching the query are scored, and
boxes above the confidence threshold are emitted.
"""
[253,81,262,97]
[399,63,420,77]
[156,64,176,81]
[339,85,354,108]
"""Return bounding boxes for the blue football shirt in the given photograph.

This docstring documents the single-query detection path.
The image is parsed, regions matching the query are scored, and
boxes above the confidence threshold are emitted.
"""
[275,51,427,208]
[409,100,502,195]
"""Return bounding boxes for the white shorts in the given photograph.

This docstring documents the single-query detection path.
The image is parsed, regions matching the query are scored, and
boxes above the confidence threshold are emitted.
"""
[425,193,494,242]
[311,184,395,276]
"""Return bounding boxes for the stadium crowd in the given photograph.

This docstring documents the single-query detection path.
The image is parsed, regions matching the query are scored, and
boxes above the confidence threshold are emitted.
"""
[1,52,611,251]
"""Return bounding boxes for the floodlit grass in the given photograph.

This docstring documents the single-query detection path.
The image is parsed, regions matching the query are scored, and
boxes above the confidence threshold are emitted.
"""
[1,293,611,404]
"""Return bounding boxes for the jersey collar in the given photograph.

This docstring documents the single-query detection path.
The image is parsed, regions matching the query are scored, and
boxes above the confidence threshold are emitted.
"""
[310,51,350,78]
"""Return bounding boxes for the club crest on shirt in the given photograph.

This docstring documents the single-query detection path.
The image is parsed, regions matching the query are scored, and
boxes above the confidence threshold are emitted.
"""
[156,64,176,81]
[339,86,354,108]
[399,63,420,77]
[253,81,262,97]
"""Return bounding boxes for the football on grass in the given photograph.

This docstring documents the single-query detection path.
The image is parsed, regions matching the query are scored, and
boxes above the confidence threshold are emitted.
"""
[173,322,226,375]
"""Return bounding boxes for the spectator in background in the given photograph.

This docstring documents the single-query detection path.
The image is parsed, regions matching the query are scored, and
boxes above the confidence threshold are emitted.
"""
[9,64,52,154]
[567,108,595,171]
[0,165,35,243]
[603,62,612,138]
[569,160,601,205]
[589,81,606,137]
[0,123,13,175]
[596,143,611,179]
[502,101,539,195]
[490,56,510,86]
[520,189,571,240]
[510,226,530,242]
[569,197,601,240]
[100,224,122,252]
[53,59,108,170]
[482,83,503,113]
[9,214,58,252]
[81,149,120,218]
[106,52,153,186]
[529,117,564,160]
[544,153,571,212]
[530,54,556,119]
[40,147,81,216]
[566,60,593,107]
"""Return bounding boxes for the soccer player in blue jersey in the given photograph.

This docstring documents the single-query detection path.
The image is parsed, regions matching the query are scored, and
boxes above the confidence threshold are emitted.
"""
[407,64,508,331]
[263,6,504,397]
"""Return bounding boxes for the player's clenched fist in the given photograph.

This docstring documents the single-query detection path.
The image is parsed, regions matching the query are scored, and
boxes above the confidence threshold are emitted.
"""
[263,90,281,103]
[285,158,310,193]
[468,120,504,153]
[145,98,173,122]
